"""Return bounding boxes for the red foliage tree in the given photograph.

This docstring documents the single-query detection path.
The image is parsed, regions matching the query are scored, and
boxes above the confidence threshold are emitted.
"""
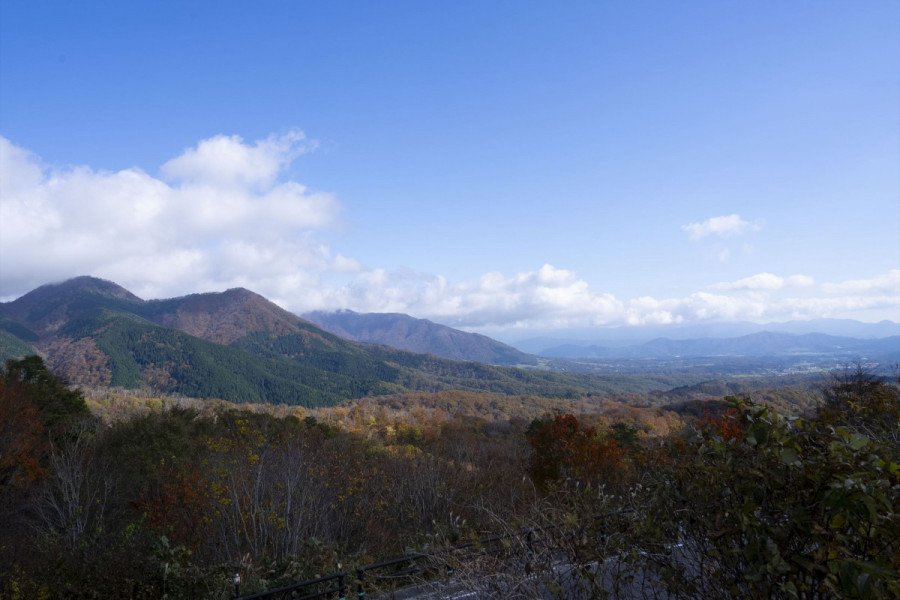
[136,463,210,549]
[0,378,48,497]
[699,407,744,442]
[526,414,627,490]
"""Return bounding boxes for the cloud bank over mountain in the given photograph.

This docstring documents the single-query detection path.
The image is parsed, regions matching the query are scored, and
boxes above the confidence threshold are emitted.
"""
[1,134,897,331]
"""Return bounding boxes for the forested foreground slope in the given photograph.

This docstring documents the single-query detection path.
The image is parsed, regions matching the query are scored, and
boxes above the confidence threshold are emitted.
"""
[2,357,897,599]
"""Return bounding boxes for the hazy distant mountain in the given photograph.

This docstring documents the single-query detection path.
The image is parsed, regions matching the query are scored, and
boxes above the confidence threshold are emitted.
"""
[511,319,900,354]
[539,331,900,361]
[0,276,641,406]
[302,310,539,366]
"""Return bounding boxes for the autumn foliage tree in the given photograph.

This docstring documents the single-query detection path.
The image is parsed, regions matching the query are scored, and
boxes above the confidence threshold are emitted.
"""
[618,394,900,599]
[0,356,97,597]
[818,364,900,448]
[0,377,46,497]
[526,413,628,491]
[698,400,745,441]
[0,356,90,514]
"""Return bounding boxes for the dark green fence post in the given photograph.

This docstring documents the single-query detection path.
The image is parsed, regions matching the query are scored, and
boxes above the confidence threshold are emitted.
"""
[356,568,365,599]
[338,562,346,600]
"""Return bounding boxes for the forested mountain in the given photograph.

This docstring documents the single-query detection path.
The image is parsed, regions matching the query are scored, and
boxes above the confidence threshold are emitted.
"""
[302,309,539,366]
[0,275,310,343]
[0,328,35,362]
[0,277,680,406]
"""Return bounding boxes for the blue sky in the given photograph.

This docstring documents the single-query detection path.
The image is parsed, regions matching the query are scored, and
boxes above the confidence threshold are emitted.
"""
[1,1,898,333]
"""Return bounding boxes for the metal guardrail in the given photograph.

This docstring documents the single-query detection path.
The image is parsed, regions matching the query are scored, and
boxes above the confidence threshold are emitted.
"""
[236,509,634,600]
[235,571,347,600]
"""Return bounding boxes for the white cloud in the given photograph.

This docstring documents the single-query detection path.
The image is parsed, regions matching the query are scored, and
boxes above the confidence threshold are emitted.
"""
[298,264,624,329]
[0,133,339,299]
[307,265,898,329]
[160,131,314,189]
[785,275,816,288]
[331,254,362,273]
[710,272,815,291]
[2,135,896,331]
[682,214,760,241]
[821,270,900,295]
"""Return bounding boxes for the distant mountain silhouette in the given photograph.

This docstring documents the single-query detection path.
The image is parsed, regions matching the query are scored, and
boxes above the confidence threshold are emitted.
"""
[302,310,538,366]
[539,331,900,361]
[512,319,900,354]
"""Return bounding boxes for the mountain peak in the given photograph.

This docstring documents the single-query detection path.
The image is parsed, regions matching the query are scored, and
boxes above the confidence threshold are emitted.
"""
[146,287,302,344]
[36,275,141,302]
[221,287,256,298]
[0,275,143,337]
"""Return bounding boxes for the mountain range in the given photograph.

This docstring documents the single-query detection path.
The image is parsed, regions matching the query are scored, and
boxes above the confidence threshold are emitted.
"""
[302,309,538,366]
[510,319,900,354]
[0,277,659,406]
[2,277,896,406]
[538,331,900,361]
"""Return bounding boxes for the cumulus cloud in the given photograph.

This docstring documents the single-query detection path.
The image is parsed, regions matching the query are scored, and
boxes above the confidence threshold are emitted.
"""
[2,135,896,330]
[0,132,339,299]
[682,214,760,240]
[821,270,900,295]
[309,265,898,330]
[710,273,815,291]
[310,264,625,329]
[160,131,314,189]
[627,291,898,326]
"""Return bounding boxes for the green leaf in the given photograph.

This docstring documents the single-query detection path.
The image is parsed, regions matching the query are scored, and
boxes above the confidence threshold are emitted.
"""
[829,513,845,529]
[780,447,799,466]
[849,433,869,450]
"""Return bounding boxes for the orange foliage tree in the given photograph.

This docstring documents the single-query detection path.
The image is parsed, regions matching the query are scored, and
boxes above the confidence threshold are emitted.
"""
[526,413,627,490]
[0,379,47,493]
[699,406,744,441]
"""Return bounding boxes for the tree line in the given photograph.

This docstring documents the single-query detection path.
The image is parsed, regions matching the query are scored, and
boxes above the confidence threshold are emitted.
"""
[1,356,898,598]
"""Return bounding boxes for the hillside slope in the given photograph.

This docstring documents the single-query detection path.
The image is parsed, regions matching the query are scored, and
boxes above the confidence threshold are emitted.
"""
[303,309,539,366]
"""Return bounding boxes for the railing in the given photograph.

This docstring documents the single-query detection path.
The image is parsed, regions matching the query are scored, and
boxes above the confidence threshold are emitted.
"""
[235,571,347,600]
[236,509,633,600]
